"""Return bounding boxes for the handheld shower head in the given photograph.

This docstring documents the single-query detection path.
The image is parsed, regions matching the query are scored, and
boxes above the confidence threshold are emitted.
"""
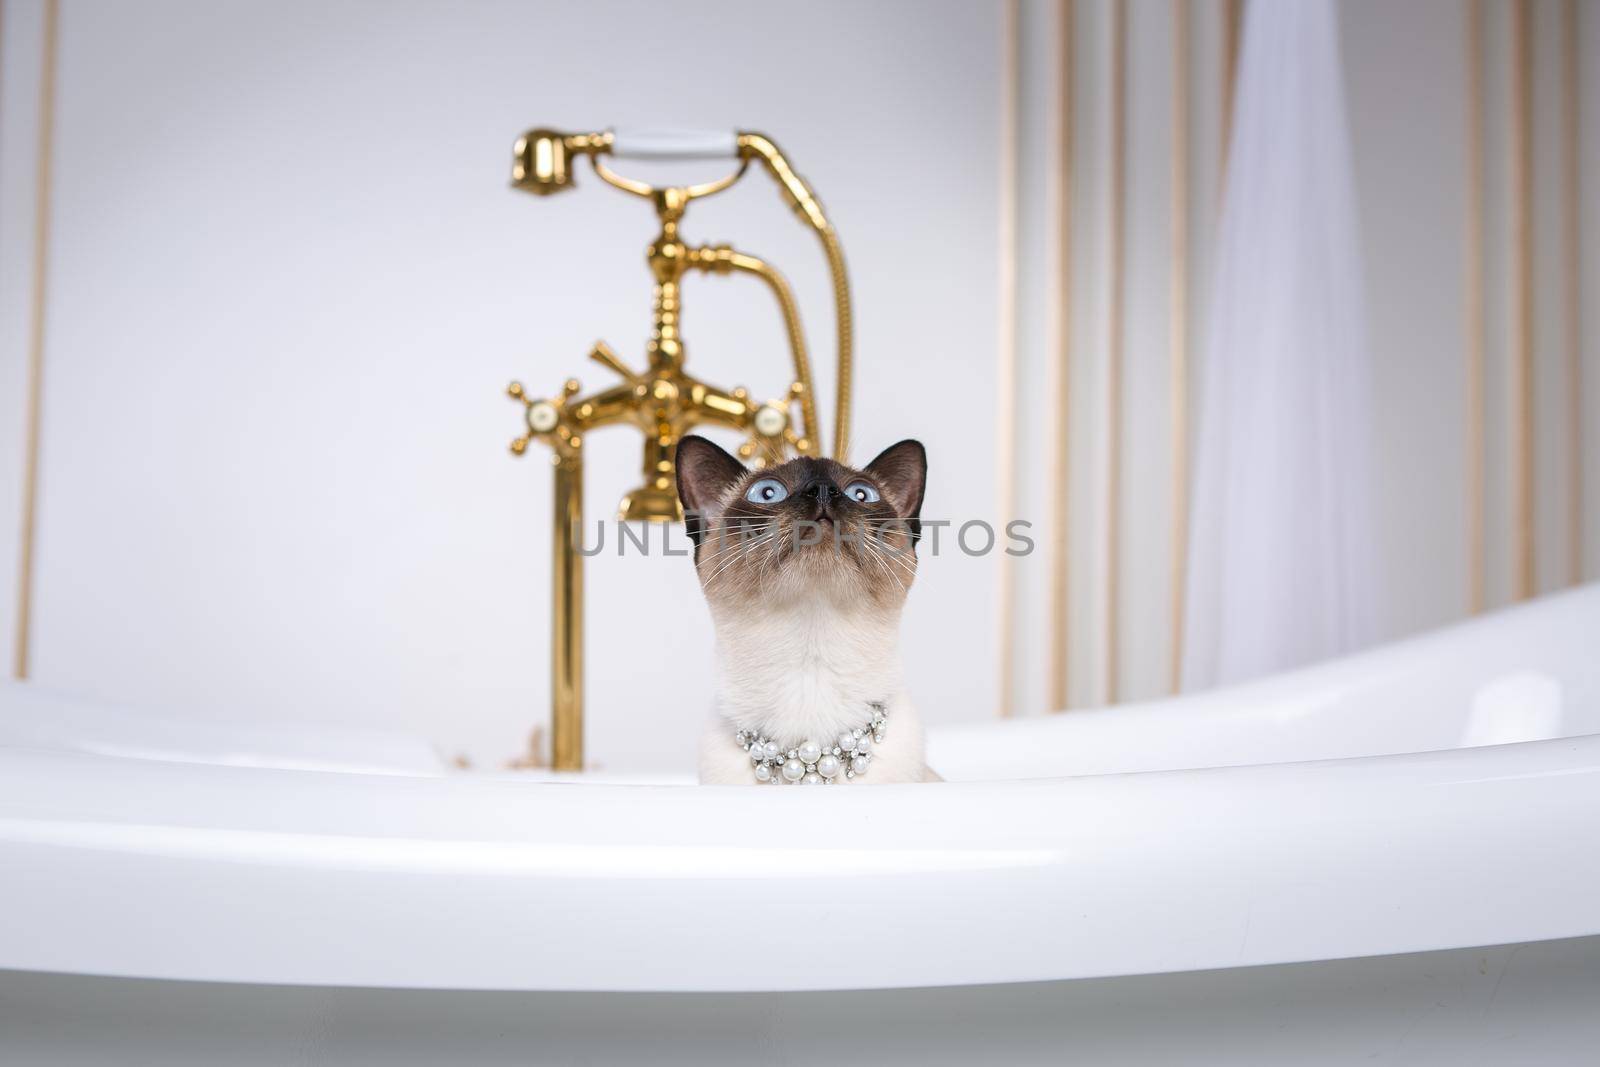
[511,129,612,195]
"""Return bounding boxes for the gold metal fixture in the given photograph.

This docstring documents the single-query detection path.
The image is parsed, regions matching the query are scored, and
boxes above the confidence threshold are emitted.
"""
[505,127,855,770]
[13,0,61,682]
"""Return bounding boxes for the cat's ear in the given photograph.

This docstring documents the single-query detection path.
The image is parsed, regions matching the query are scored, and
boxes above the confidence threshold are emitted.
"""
[676,436,746,546]
[864,439,927,521]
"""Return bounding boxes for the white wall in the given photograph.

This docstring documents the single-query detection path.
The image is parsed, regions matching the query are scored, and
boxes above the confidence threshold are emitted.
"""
[0,0,1002,771]
[2,0,1596,763]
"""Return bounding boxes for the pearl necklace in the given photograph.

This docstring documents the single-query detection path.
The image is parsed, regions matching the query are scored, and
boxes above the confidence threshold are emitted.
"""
[736,703,888,785]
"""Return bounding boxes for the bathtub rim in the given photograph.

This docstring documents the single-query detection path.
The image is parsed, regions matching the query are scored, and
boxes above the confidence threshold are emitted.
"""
[3,729,1597,993]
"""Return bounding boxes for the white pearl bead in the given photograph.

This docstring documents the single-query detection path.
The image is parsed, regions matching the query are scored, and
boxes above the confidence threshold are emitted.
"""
[802,772,822,785]
[798,740,822,765]
[763,740,781,761]
[753,763,771,782]
[851,756,870,775]
[855,737,872,756]
[816,754,841,778]
[781,758,806,782]
[837,732,856,753]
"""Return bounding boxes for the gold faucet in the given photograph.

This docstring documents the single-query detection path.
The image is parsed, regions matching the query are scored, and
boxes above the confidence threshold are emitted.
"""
[505,128,854,770]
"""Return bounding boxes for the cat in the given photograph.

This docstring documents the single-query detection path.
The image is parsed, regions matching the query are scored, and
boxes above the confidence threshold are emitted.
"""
[675,435,939,785]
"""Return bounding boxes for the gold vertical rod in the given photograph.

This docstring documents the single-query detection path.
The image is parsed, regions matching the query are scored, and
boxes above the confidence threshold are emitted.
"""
[1561,0,1582,584]
[819,228,853,462]
[1048,0,1075,712]
[995,0,1020,717]
[13,0,60,681]
[1466,0,1487,613]
[1511,0,1535,600]
[1167,0,1191,692]
[1221,0,1241,165]
[1105,0,1126,703]
[550,457,584,770]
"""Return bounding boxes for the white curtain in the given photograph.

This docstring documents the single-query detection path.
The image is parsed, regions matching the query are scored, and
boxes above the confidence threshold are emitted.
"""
[1181,0,1380,690]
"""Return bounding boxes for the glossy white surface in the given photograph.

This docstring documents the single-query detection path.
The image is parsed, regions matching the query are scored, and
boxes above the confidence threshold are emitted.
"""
[1,586,1597,992]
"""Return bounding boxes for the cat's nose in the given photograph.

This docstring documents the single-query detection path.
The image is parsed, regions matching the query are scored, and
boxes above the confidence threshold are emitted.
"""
[801,479,837,519]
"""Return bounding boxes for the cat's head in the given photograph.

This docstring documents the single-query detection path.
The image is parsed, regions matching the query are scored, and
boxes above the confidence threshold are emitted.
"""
[675,436,927,610]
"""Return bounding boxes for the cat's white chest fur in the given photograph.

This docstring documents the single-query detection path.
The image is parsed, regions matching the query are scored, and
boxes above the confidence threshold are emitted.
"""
[696,598,928,785]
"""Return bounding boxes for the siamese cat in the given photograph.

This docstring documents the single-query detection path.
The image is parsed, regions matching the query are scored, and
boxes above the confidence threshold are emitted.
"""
[675,435,939,785]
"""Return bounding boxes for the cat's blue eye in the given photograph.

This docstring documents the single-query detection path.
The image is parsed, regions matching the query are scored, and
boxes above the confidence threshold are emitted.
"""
[745,478,788,504]
[844,482,880,503]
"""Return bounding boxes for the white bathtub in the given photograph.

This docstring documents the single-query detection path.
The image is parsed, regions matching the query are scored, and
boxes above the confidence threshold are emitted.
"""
[2,587,1598,1064]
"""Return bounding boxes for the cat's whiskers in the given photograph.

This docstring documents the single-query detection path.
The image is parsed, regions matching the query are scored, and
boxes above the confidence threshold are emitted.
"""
[700,524,779,590]
[861,540,908,595]
[700,535,769,586]
[869,539,918,579]
[696,521,775,569]
[839,519,916,576]
[696,545,756,588]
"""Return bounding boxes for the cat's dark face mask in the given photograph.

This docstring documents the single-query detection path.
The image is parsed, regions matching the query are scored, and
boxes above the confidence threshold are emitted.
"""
[674,437,927,607]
